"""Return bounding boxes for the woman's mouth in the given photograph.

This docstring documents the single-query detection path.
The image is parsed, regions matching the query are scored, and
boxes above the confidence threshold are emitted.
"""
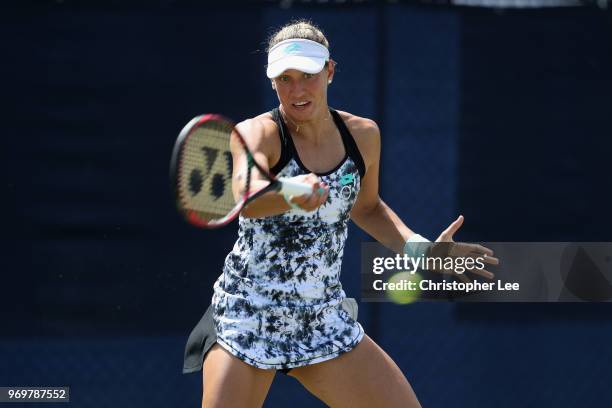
[292,101,311,110]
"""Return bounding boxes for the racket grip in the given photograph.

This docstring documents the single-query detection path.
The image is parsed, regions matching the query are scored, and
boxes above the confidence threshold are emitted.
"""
[278,178,314,196]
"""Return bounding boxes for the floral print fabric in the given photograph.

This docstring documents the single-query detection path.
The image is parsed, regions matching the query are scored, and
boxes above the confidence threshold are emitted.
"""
[211,156,365,370]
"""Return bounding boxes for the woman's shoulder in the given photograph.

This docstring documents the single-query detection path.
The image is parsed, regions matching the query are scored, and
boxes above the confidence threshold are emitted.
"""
[236,112,278,139]
[335,110,380,167]
[335,110,380,137]
[234,112,282,147]
[234,112,281,163]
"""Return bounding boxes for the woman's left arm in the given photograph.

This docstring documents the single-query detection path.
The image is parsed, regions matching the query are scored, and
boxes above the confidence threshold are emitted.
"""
[349,118,498,278]
[349,119,415,254]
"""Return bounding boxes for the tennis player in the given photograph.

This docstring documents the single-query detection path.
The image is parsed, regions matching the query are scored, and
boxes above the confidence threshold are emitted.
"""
[183,20,496,407]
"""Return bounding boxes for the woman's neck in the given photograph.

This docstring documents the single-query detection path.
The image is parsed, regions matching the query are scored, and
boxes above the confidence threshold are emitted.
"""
[279,104,334,145]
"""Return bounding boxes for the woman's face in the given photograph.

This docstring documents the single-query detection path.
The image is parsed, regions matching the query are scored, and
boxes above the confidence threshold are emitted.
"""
[272,64,333,122]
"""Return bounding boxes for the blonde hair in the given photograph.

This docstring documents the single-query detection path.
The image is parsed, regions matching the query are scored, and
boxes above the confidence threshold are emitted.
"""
[267,19,330,53]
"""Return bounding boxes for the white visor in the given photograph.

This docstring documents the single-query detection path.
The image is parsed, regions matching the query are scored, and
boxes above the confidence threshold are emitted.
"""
[266,38,330,79]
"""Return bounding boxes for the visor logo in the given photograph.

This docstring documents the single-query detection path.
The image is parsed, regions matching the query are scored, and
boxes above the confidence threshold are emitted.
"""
[284,44,302,54]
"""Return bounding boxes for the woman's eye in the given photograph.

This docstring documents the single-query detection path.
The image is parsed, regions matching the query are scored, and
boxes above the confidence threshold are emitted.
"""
[304,73,314,79]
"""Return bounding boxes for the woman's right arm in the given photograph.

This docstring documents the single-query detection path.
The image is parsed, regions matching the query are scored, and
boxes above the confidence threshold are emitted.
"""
[231,118,328,218]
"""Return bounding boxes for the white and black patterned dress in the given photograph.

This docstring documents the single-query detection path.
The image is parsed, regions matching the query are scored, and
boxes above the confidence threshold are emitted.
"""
[184,108,366,373]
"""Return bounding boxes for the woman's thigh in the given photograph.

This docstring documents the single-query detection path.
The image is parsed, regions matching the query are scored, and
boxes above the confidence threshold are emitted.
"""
[288,335,421,408]
[202,343,276,408]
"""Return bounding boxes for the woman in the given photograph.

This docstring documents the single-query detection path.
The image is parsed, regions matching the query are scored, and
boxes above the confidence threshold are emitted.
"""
[183,20,495,407]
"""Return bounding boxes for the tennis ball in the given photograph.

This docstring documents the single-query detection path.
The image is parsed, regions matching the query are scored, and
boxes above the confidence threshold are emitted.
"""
[386,271,422,304]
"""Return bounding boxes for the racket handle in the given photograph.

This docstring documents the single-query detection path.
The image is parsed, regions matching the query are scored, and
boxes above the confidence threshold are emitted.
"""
[278,178,314,196]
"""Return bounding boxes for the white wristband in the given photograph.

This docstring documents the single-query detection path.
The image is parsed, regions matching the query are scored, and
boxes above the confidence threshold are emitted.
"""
[403,233,432,258]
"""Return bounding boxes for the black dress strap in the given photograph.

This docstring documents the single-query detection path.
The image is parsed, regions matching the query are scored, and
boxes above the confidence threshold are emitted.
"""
[270,107,366,178]
[269,107,293,175]
[330,108,366,178]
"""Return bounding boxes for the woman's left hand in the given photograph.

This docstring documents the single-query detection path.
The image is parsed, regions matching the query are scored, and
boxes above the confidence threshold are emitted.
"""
[431,215,499,282]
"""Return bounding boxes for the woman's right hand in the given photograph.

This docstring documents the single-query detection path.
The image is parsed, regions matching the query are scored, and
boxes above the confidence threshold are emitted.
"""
[284,173,329,212]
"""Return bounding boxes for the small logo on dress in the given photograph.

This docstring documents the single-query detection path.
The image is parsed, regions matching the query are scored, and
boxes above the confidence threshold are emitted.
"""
[339,174,354,186]
[339,173,355,199]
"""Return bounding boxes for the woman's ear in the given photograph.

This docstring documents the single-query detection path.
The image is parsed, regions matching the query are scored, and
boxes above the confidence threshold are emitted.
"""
[271,81,276,90]
[327,59,336,85]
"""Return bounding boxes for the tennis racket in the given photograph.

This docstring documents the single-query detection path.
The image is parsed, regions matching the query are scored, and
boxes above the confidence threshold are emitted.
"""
[169,114,313,228]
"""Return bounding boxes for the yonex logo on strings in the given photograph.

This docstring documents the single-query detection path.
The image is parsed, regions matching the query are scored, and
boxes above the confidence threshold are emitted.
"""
[188,147,232,201]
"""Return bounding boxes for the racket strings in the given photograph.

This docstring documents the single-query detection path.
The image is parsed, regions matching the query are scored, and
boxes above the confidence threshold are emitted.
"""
[177,122,237,219]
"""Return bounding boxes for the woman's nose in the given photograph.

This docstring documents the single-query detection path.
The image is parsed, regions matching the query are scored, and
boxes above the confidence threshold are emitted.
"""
[290,80,306,96]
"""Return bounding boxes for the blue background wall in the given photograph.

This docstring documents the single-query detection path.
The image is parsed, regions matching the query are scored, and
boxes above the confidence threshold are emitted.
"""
[2,2,612,407]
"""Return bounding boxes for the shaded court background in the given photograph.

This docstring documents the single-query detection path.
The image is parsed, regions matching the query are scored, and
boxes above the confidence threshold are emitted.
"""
[2,1,612,407]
